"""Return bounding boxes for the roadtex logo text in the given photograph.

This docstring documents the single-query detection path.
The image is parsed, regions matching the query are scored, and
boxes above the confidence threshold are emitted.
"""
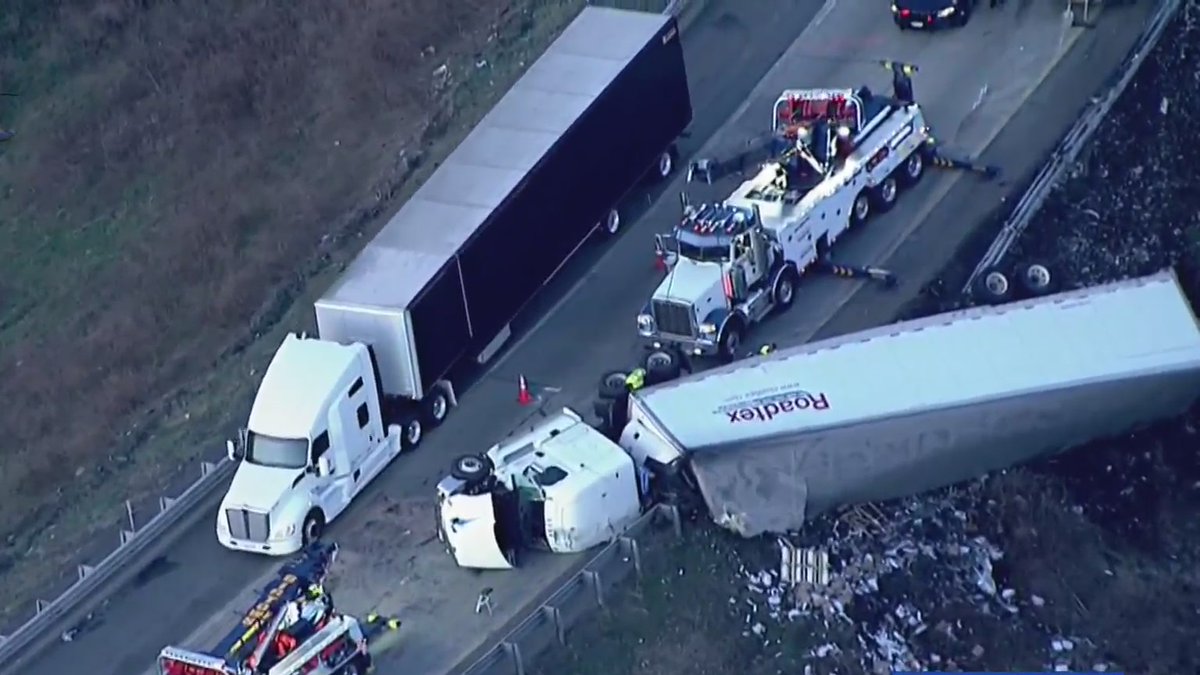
[717,386,831,423]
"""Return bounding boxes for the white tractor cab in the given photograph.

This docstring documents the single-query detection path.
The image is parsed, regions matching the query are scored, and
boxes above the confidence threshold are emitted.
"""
[435,409,646,570]
[641,85,931,361]
[219,333,427,555]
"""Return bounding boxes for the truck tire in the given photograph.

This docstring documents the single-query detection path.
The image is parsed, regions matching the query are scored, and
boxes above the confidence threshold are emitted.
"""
[718,317,745,363]
[973,267,1012,305]
[652,147,677,182]
[871,175,899,213]
[850,191,871,226]
[598,370,629,399]
[302,509,325,546]
[1017,261,1055,297]
[451,454,494,483]
[421,387,451,428]
[401,414,423,451]
[899,151,925,187]
[772,266,799,312]
[643,349,682,384]
[600,208,622,237]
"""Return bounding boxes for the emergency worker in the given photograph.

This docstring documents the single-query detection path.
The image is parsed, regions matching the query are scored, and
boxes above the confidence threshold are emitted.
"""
[758,343,777,357]
[625,368,646,392]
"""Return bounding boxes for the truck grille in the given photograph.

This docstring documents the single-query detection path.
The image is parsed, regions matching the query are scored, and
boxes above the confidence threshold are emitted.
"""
[652,299,695,337]
[226,508,270,542]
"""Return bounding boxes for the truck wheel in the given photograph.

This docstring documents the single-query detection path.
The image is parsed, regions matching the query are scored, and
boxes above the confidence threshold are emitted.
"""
[302,510,325,546]
[718,319,745,363]
[653,148,677,182]
[899,151,925,186]
[401,414,423,451]
[1017,262,1055,297]
[421,388,450,428]
[871,176,899,213]
[772,266,799,312]
[451,454,494,483]
[973,267,1012,305]
[600,208,622,237]
[850,191,871,226]
[598,370,629,399]
[643,349,682,384]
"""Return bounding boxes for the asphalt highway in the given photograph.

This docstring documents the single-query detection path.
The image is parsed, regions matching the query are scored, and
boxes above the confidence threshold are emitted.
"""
[19,0,1158,674]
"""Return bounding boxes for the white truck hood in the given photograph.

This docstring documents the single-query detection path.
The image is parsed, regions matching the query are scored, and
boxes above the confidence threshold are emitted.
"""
[652,256,725,314]
[223,462,303,512]
[439,493,513,570]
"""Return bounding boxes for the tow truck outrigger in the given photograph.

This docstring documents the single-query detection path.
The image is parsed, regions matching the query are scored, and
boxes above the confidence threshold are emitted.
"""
[156,543,398,675]
[641,62,998,362]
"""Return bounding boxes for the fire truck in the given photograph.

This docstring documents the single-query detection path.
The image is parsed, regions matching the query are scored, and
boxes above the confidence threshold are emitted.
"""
[156,544,394,675]
[639,70,933,361]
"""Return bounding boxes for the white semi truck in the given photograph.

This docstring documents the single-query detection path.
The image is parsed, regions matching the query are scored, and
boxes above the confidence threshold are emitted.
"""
[216,7,694,555]
[639,81,932,361]
[438,270,1200,565]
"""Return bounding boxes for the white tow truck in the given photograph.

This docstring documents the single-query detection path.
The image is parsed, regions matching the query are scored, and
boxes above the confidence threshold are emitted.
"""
[639,82,932,360]
[439,271,1200,564]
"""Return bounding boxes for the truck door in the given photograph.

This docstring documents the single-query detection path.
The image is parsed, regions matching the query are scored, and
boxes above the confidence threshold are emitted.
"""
[337,374,377,485]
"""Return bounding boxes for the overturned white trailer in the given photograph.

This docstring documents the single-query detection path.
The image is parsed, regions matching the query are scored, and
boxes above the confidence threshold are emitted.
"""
[619,269,1200,536]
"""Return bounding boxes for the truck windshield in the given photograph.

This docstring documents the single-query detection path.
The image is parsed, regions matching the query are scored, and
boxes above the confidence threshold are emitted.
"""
[245,432,308,469]
[677,239,730,263]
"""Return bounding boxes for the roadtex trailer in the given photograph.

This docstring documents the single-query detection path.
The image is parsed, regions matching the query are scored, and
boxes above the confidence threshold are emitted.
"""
[618,269,1200,536]
[217,7,692,555]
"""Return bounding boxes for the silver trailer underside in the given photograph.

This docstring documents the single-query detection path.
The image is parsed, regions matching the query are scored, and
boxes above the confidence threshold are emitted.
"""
[634,270,1200,536]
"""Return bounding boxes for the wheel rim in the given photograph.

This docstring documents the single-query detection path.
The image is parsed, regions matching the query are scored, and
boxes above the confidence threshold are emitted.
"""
[431,395,448,420]
[854,195,869,221]
[1026,264,1051,289]
[647,352,673,369]
[604,209,620,234]
[459,456,483,474]
[605,373,627,388]
[305,519,321,542]
[725,331,740,353]
[779,277,794,303]
[881,179,897,203]
[907,154,923,178]
[985,272,1009,296]
[658,152,673,177]
[406,420,423,445]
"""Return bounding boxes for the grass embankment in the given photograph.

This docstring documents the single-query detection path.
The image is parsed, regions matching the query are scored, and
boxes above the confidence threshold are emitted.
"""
[0,0,668,628]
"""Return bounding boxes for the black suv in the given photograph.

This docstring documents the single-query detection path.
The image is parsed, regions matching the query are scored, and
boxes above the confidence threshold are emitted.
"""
[891,0,974,29]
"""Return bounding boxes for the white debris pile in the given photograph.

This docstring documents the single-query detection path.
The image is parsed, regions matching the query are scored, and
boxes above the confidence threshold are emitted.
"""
[1009,0,1200,287]
[726,480,1072,674]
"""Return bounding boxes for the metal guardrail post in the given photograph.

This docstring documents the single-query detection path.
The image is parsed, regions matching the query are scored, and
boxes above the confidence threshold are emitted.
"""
[503,641,526,675]
[541,605,566,646]
[582,570,605,609]
[619,536,643,578]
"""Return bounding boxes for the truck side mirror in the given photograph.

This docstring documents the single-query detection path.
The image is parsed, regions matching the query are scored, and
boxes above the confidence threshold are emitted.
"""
[317,455,333,477]
[226,439,244,462]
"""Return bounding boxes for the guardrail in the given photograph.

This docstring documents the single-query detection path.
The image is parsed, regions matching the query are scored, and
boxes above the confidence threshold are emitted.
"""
[964,0,1183,291]
[0,0,702,670]
[0,453,235,664]
[454,504,683,675]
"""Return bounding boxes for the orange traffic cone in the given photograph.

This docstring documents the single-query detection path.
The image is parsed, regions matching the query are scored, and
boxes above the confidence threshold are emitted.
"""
[517,375,534,406]
[654,251,666,272]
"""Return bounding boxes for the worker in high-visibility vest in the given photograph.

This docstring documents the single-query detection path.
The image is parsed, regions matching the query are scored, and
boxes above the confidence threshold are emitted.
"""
[625,368,646,391]
[758,343,777,357]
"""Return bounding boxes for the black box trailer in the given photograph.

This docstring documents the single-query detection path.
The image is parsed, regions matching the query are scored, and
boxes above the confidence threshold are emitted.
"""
[314,7,692,409]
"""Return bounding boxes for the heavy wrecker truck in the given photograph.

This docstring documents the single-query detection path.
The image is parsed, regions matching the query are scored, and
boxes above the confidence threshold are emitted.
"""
[156,543,398,675]
[639,63,994,362]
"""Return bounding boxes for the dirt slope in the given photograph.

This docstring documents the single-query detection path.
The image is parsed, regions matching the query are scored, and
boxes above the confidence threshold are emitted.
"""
[0,0,631,626]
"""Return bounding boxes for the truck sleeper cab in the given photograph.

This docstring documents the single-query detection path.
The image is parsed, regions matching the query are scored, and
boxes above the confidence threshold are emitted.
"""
[435,409,644,570]
[218,335,412,556]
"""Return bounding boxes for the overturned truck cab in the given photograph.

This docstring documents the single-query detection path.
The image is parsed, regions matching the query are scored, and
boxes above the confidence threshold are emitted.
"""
[435,409,646,570]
